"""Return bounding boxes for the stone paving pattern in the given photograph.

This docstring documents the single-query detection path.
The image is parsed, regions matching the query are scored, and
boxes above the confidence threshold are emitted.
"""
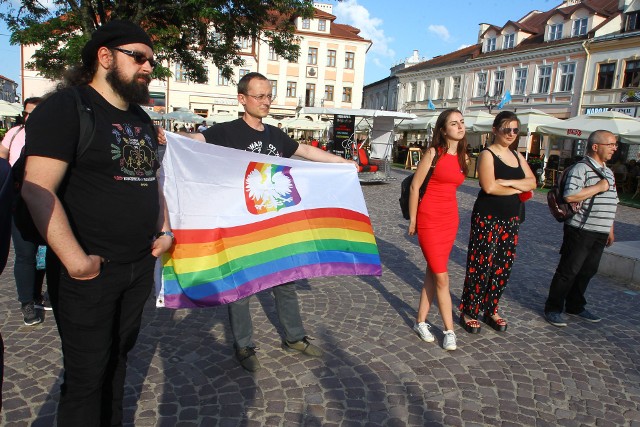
[1,169,640,426]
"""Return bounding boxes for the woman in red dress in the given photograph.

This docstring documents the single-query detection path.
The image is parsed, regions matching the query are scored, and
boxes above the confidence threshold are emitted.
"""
[408,109,468,351]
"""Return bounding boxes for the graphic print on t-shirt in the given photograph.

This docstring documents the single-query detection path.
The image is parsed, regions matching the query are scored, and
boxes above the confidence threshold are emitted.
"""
[247,140,282,157]
[111,123,157,182]
[244,162,301,214]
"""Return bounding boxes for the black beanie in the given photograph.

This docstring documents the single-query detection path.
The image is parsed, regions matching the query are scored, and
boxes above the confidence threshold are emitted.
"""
[81,20,154,66]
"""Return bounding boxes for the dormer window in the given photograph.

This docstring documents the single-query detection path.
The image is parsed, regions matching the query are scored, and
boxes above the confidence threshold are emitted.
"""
[503,33,515,49]
[318,19,326,32]
[572,17,588,36]
[302,18,310,29]
[625,11,640,32]
[549,23,563,41]
[486,37,496,52]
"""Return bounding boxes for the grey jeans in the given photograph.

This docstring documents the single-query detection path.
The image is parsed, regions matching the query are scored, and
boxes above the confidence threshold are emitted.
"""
[228,281,306,348]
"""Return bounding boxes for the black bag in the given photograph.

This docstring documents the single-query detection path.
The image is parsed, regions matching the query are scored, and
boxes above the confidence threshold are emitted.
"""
[399,152,439,220]
[546,159,605,222]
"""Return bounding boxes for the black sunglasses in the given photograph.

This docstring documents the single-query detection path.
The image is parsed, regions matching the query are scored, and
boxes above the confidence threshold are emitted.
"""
[112,47,156,68]
[500,127,519,135]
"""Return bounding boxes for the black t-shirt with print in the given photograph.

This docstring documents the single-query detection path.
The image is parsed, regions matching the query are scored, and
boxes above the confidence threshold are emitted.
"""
[201,118,299,158]
[25,85,160,263]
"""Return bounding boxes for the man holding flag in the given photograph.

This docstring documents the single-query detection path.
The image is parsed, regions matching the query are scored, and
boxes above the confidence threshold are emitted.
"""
[186,72,355,372]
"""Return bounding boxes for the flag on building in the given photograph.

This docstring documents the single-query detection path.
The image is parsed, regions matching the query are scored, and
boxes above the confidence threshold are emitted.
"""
[155,133,382,309]
[427,99,436,110]
[497,90,512,109]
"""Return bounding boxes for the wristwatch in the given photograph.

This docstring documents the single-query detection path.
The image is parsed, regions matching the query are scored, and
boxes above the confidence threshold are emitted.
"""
[154,231,175,241]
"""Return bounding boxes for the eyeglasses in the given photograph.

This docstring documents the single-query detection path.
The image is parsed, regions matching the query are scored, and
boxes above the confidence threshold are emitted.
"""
[597,142,618,148]
[22,111,29,118]
[499,127,519,135]
[245,93,275,102]
[112,47,156,68]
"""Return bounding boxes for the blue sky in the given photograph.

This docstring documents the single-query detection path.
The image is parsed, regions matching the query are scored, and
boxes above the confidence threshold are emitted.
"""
[0,0,559,96]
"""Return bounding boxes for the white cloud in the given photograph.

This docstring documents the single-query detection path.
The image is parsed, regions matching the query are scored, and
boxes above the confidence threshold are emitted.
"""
[334,0,395,58]
[428,25,451,42]
[458,44,471,50]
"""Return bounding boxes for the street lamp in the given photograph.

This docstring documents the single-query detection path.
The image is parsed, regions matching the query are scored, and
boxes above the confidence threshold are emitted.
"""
[483,91,500,113]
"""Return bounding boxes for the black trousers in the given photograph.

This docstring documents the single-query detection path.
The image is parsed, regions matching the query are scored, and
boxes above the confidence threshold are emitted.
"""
[47,252,155,427]
[545,224,608,314]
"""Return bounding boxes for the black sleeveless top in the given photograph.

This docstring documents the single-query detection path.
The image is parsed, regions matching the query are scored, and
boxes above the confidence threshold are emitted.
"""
[473,148,525,219]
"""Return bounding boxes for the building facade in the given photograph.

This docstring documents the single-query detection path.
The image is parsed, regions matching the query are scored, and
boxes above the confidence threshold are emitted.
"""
[21,3,371,121]
[0,75,18,103]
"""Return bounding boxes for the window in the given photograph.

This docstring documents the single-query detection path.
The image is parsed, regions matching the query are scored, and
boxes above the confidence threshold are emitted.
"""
[436,78,445,99]
[625,11,640,32]
[239,69,250,78]
[514,68,528,95]
[486,37,496,52]
[476,72,487,97]
[239,37,251,49]
[318,19,326,31]
[558,63,576,92]
[596,63,615,90]
[302,18,310,29]
[549,23,563,41]
[286,81,297,97]
[325,85,334,101]
[410,82,417,102]
[175,64,187,82]
[308,47,318,65]
[327,50,336,67]
[217,70,229,86]
[493,70,505,96]
[342,87,352,102]
[572,17,588,36]
[503,33,515,49]
[537,65,552,93]
[268,46,278,61]
[623,60,640,87]
[269,80,278,98]
[305,83,316,107]
[452,76,461,99]
[423,80,431,100]
[345,52,355,69]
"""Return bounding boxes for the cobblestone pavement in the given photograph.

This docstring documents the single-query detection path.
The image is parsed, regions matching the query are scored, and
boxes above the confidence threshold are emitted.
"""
[1,169,640,426]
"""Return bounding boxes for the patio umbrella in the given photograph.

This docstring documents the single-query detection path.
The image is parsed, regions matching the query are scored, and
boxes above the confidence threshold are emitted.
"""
[463,110,494,133]
[620,130,640,145]
[280,117,328,131]
[206,113,238,125]
[0,100,22,117]
[142,109,164,120]
[164,110,205,123]
[537,111,640,140]
[395,112,439,131]
[472,108,561,134]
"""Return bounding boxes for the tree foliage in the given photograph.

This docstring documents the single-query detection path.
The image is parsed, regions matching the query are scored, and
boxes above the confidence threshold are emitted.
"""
[0,0,315,82]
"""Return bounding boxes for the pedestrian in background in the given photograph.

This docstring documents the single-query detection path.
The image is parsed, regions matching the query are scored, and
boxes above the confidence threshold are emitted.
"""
[458,111,536,334]
[22,20,172,426]
[0,97,48,326]
[408,109,468,351]
[544,130,618,327]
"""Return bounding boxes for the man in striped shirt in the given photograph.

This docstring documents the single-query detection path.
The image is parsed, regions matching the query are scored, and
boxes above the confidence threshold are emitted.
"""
[545,130,619,327]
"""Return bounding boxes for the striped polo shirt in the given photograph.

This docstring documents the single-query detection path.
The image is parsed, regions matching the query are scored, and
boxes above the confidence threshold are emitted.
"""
[563,156,618,234]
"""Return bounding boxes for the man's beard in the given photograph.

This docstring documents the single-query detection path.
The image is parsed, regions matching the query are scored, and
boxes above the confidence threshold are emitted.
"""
[106,62,151,105]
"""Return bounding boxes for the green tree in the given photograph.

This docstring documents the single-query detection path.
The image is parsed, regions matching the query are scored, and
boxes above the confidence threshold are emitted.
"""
[0,0,315,83]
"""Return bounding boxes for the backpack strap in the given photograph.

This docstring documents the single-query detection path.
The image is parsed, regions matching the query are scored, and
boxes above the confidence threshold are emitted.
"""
[70,86,96,160]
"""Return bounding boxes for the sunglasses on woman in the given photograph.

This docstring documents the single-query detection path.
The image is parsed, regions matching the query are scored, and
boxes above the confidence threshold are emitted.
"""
[112,47,156,68]
[500,127,519,135]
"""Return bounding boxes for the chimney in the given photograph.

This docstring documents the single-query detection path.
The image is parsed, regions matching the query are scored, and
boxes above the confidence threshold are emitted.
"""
[478,23,490,43]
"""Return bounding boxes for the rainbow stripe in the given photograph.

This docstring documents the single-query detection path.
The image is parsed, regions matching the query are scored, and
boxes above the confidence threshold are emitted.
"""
[159,207,381,308]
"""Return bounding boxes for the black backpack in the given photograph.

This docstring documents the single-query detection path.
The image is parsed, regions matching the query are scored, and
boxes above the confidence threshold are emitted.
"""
[546,159,606,223]
[398,153,439,220]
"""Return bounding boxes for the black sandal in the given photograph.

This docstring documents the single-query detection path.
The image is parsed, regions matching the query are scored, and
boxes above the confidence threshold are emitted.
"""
[459,314,481,334]
[484,315,508,332]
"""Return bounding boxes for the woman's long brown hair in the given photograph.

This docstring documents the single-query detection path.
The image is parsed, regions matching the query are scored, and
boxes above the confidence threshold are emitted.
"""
[431,108,469,176]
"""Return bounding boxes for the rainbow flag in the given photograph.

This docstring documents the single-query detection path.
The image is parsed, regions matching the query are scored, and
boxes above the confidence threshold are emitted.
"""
[155,133,382,308]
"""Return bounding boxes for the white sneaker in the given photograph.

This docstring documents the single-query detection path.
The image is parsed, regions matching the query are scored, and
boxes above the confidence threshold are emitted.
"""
[443,330,457,351]
[413,322,435,342]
